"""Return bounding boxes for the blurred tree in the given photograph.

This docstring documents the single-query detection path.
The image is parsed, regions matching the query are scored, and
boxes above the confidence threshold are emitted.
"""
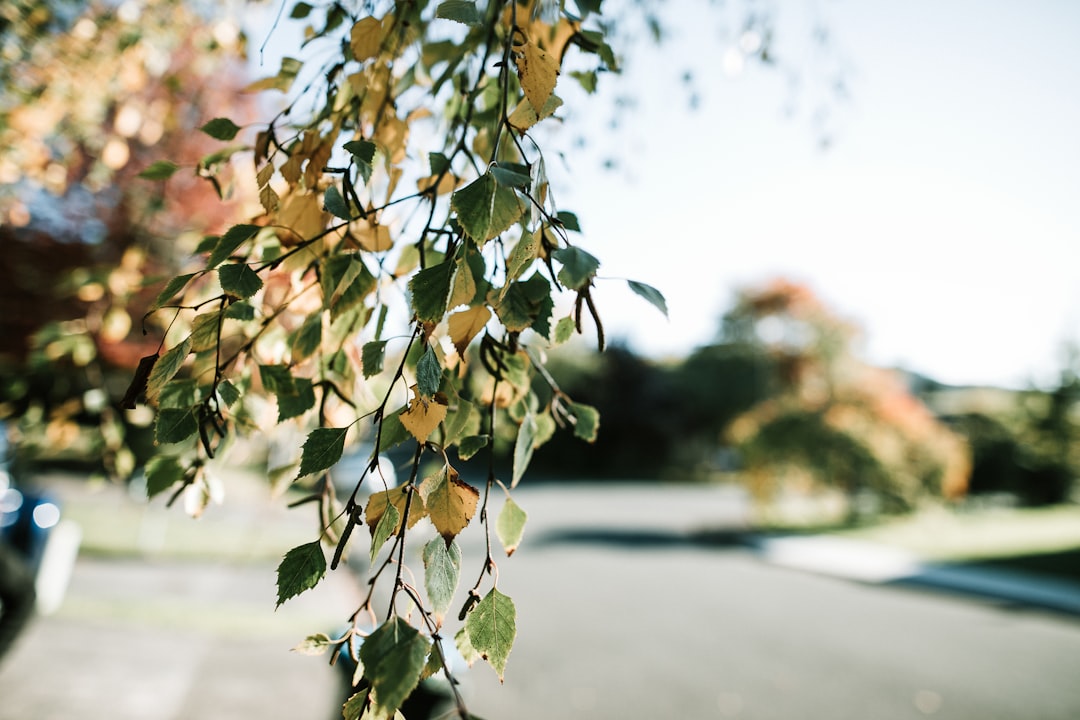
[721,278,971,516]
[0,0,255,477]
[667,342,774,477]
[534,343,680,479]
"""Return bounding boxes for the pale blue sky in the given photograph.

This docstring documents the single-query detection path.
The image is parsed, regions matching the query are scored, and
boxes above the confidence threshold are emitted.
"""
[245,1,1080,389]
[561,0,1080,389]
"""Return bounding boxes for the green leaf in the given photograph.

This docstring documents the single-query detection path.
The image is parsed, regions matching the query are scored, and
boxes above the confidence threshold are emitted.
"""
[570,70,598,94]
[627,280,668,318]
[492,273,550,335]
[359,618,429,716]
[579,29,618,70]
[144,454,185,499]
[343,690,365,720]
[189,311,222,353]
[146,337,192,403]
[216,379,241,408]
[416,344,442,397]
[343,140,376,185]
[289,2,313,19]
[423,537,462,623]
[362,341,387,378]
[259,364,296,395]
[138,160,179,180]
[506,229,539,282]
[200,145,245,170]
[466,588,516,681]
[457,434,489,461]
[429,152,450,176]
[343,139,376,164]
[155,407,198,445]
[218,263,263,300]
[342,691,366,720]
[324,185,351,220]
[291,632,333,656]
[297,427,349,478]
[330,260,377,322]
[369,502,400,564]
[408,260,454,324]
[378,409,411,451]
[534,410,556,449]
[158,378,199,409]
[553,246,600,290]
[199,117,241,141]
[276,378,315,422]
[224,300,255,320]
[208,224,259,269]
[554,315,576,345]
[496,497,528,556]
[153,273,196,310]
[443,397,477,446]
[556,211,581,232]
[435,0,481,26]
[490,164,531,189]
[455,626,482,666]
[492,283,533,333]
[511,415,536,487]
[522,273,553,338]
[569,401,600,442]
[451,174,526,245]
[275,541,326,608]
[195,235,219,254]
[291,313,323,361]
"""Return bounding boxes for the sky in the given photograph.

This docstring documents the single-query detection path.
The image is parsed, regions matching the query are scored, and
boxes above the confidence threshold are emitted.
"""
[553,0,1080,389]
[244,0,1080,390]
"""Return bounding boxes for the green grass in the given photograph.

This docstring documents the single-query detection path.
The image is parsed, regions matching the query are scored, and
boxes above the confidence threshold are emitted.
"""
[830,504,1080,581]
[54,471,318,563]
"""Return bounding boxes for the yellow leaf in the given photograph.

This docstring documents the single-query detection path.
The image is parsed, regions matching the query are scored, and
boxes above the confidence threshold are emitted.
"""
[278,191,326,241]
[259,183,280,214]
[448,306,491,358]
[416,173,459,195]
[243,75,282,93]
[507,94,563,133]
[304,138,333,189]
[419,465,479,545]
[280,155,303,185]
[399,392,449,442]
[386,167,403,203]
[376,114,408,164]
[365,485,426,536]
[256,163,274,188]
[350,17,383,61]
[513,39,559,115]
[353,221,393,252]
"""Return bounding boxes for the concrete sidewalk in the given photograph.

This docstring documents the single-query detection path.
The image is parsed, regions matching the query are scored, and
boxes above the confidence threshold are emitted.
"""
[0,556,360,720]
[751,534,1080,618]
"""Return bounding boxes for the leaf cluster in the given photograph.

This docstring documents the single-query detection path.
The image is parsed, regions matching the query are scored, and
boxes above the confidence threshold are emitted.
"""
[127,2,664,718]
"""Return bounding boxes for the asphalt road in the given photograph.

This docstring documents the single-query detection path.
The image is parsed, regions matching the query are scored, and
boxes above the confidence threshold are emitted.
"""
[1,482,1078,720]
[462,485,1080,720]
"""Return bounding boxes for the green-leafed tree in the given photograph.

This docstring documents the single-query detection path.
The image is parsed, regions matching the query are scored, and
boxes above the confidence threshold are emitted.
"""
[721,279,971,518]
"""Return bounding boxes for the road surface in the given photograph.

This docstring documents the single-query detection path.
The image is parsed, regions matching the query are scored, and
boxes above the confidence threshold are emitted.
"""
[1,481,1078,719]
